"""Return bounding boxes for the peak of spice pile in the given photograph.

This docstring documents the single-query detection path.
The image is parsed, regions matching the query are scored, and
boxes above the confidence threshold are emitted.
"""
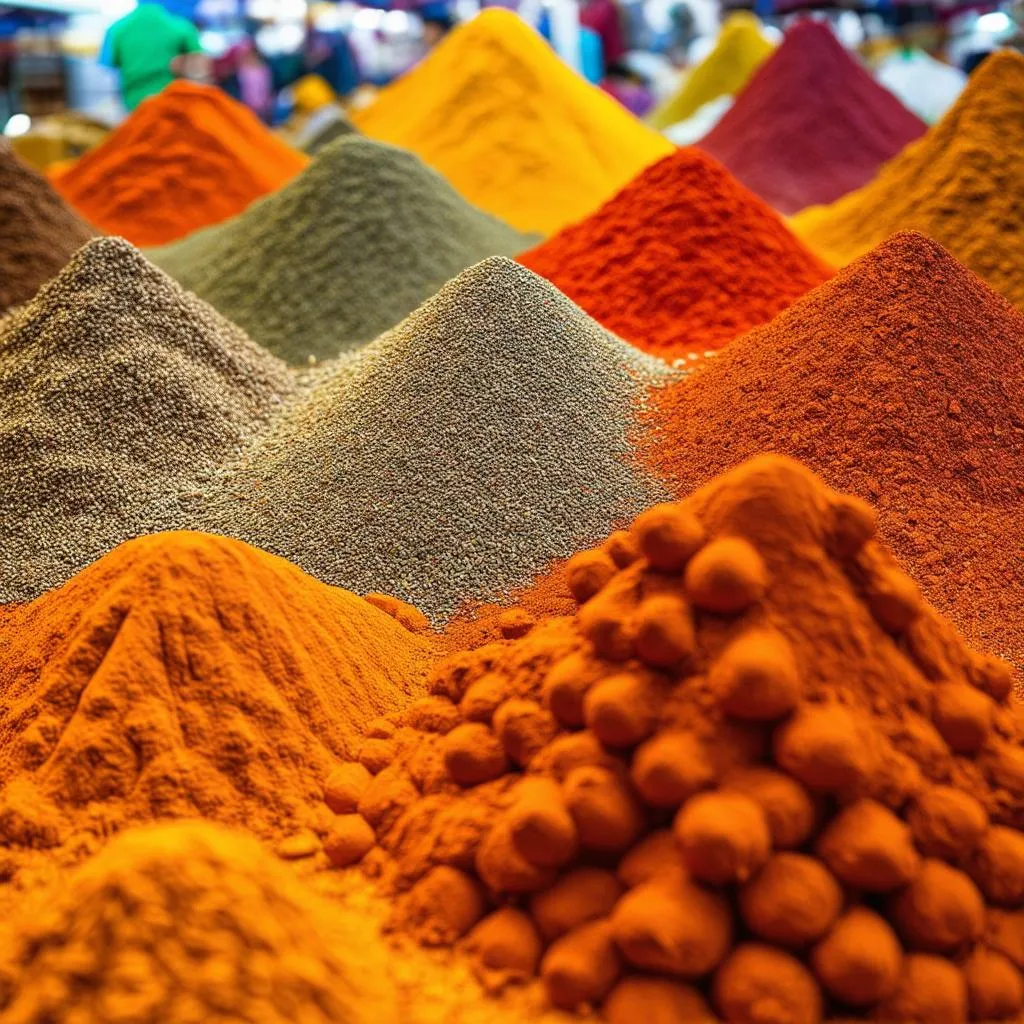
[325,454,1023,1023]
[0,143,95,314]
[699,19,925,214]
[354,8,672,235]
[0,821,398,1023]
[49,81,307,246]
[649,12,774,131]
[644,231,1024,673]
[201,257,673,622]
[518,148,831,358]
[793,49,1024,312]
[0,531,433,849]
[150,136,537,365]
[0,237,294,604]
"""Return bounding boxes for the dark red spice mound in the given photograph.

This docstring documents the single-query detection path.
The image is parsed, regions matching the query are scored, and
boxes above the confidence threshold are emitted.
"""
[518,148,832,358]
[644,231,1024,673]
[0,143,95,313]
[699,20,926,215]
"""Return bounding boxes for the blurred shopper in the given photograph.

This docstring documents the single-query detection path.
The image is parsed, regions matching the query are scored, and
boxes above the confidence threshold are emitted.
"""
[104,3,206,111]
[580,0,626,65]
[303,11,361,99]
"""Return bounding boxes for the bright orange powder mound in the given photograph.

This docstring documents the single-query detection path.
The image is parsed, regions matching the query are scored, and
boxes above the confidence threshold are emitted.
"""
[50,82,307,246]
[0,531,435,847]
[354,9,672,236]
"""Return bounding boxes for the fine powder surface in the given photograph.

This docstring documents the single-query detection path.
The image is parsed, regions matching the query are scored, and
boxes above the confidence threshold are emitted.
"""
[518,148,831,358]
[50,81,307,247]
[0,143,95,314]
[0,821,399,1023]
[332,455,1023,1021]
[793,49,1024,313]
[645,232,1024,671]
[0,237,295,604]
[0,531,433,847]
[648,12,774,130]
[699,19,925,214]
[149,136,537,364]
[354,8,672,235]
[201,258,673,623]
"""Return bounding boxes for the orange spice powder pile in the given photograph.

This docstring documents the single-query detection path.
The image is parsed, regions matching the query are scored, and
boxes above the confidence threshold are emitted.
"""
[49,81,307,246]
[320,455,1023,1022]
[0,531,434,851]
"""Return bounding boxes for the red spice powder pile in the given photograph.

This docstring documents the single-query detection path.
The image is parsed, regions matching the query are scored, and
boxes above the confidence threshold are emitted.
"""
[699,19,926,215]
[321,455,1024,1022]
[517,148,832,359]
[644,231,1024,673]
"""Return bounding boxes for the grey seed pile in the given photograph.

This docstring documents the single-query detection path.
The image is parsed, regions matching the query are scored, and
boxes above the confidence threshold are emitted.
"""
[0,141,95,314]
[297,106,359,155]
[0,237,295,603]
[200,258,674,623]
[149,136,538,365]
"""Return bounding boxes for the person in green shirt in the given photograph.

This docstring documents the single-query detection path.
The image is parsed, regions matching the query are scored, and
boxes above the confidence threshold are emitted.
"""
[104,4,204,111]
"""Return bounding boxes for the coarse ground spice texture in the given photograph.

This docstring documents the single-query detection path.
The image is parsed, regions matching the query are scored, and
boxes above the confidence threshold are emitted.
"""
[649,12,774,130]
[0,531,433,851]
[0,237,295,604]
[354,9,672,235]
[50,81,307,246]
[699,19,925,215]
[517,148,831,358]
[793,49,1024,312]
[321,455,1024,1022]
[150,136,537,364]
[645,232,1024,673]
[201,258,673,623]
[0,821,399,1023]
[0,143,94,314]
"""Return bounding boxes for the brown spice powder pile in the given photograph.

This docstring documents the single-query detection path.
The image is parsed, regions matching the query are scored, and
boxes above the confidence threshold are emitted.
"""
[0,142,94,314]
[644,231,1024,673]
[318,455,1023,1022]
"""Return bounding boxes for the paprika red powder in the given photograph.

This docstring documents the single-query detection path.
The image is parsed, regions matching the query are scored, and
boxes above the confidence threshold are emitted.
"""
[518,148,831,358]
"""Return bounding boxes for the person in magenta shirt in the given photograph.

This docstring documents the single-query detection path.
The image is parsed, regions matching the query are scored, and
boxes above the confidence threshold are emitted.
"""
[579,0,626,66]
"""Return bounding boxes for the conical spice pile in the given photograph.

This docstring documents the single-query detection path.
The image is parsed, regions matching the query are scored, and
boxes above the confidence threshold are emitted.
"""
[319,455,1023,1022]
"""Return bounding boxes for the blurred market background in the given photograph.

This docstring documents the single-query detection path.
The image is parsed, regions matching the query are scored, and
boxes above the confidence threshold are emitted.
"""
[0,0,1020,167]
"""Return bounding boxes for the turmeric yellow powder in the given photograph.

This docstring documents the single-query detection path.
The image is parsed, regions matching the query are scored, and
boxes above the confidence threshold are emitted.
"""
[792,49,1024,313]
[649,13,775,130]
[0,821,397,1023]
[354,9,673,235]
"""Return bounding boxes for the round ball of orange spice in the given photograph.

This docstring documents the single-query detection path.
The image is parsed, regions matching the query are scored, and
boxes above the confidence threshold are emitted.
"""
[631,502,705,572]
[713,943,823,1024]
[674,790,771,884]
[684,537,768,614]
[810,906,902,1006]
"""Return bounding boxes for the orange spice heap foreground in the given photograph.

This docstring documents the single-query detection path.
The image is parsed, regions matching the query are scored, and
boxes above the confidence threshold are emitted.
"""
[0,532,433,850]
[0,820,397,1023]
[49,82,307,246]
[325,456,1024,1022]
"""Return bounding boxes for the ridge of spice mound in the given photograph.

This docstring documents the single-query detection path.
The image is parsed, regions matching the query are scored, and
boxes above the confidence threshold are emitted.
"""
[0,237,295,604]
[353,9,672,235]
[517,148,831,358]
[0,820,398,1023]
[327,455,1023,1022]
[201,257,674,624]
[649,12,774,131]
[149,136,538,364]
[793,49,1024,312]
[49,81,307,246]
[644,231,1024,674]
[0,142,95,313]
[699,19,925,215]
[0,531,434,849]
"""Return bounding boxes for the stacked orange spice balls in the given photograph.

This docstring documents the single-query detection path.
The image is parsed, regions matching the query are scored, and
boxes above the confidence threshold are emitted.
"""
[321,455,1024,1023]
